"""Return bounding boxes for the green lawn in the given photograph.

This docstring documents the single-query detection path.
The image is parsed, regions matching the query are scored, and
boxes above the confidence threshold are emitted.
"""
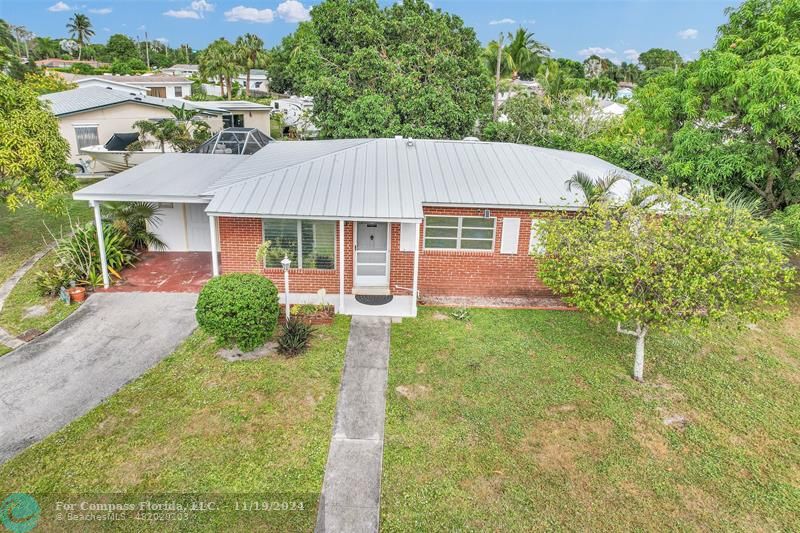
[0,198,92,285]
[382,305,800,531]
[0,319,350,531]
[0,251,81,336]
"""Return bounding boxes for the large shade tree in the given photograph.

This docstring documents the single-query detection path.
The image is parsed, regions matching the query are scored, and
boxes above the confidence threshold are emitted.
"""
[200,38,240,100]
[627,0,800,211]
[535,188,795,381]
[276,0,492,138]
[0,75,74,209]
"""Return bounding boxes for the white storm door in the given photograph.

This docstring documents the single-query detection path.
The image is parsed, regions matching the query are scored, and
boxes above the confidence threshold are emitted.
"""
[355,222,389,287]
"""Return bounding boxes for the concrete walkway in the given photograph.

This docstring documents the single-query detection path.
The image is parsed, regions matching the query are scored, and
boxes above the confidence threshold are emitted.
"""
[316,316,391,533]
[0,292,197,464]
[0,245,54,348]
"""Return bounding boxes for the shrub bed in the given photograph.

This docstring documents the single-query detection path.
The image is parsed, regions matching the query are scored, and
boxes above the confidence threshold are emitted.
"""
[196,273,279,352]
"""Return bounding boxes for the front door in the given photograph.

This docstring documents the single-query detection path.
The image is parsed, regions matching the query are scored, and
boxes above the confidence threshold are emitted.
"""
[355,222,389,287]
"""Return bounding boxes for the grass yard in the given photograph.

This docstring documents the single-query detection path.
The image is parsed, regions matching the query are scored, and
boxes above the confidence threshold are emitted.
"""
[0,251,81,336]
[0,198,92,285]
[382,305,800,531]
[0,318,350,531]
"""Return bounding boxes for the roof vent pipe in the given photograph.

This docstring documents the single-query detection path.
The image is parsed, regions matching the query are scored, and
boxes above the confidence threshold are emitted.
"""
[406,137,414,147]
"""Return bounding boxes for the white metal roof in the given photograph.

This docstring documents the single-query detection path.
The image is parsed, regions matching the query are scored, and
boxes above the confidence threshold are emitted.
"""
[74,154,248,203]
[204,138,650,221]
[72,138,651,220]
[40,86,226,117]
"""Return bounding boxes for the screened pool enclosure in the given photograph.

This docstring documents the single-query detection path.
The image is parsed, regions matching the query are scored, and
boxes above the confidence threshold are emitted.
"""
[193,127,273,155]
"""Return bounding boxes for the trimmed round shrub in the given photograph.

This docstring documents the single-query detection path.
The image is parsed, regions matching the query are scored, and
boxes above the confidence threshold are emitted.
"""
[196,273,279,352]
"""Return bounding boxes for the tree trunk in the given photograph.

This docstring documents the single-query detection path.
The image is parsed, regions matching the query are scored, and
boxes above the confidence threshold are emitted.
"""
[219,76,225,98]
[617,322,648,382]
[633,327,647,382]
[78,44,82,61]
[227,76,232,100]
[492,33,504,121]
[245,68,251,97]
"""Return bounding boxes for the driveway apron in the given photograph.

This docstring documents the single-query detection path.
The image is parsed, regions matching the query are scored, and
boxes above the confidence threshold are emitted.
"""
[0,292,197,464]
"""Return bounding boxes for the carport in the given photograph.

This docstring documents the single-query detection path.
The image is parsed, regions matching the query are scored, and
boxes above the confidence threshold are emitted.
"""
[73,153,245,288]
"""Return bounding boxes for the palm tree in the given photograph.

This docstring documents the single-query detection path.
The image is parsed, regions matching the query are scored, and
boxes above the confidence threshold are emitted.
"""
[565,171,629,206]
[505,28,549,80]
[130,105,210,153]
[66,13,94,61]
[200,38,240,100]
[32,36,61,60]
[102,202,166,251]
[235,33,267,98]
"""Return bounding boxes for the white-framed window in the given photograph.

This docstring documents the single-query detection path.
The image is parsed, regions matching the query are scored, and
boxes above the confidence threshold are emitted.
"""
[529,219,545,254]
[424,215,495,251]
[261,219,336,270]
[74,125,99,149]
[174,86,183,97]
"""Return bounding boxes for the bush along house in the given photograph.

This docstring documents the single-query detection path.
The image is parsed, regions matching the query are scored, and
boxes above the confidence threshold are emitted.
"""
[73,137,651,317]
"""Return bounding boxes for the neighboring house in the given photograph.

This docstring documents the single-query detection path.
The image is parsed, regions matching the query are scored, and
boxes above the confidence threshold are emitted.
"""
[617,81,636,100]
[73,138,648,316]
[597,99,628,116]
[203,69,270,97]
[59,73,193,99]
[271,96,318,137]
[36,58,109,69]
[162,64,200,77]
[40,86,272,173]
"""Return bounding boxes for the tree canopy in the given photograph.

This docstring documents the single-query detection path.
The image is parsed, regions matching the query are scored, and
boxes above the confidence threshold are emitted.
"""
[535,188,796,381]
[637,48,682,71]
[626,0,800,211]
[0,74,74,209]
[275,0,492,138]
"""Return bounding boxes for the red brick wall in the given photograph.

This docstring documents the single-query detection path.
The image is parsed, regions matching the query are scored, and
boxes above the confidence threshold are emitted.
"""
[218,207,551,298]
[390,207,551,298]
[218,217,354,293]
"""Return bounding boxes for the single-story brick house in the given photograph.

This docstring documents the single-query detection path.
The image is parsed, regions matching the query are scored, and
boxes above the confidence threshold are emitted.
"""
[74,137,649,316]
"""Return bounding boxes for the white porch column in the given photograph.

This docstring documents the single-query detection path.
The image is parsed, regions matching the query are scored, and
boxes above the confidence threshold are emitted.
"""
[339,219,345,312]
[411,221,420,317]
[90,200,110,289]
[209,214,220,276]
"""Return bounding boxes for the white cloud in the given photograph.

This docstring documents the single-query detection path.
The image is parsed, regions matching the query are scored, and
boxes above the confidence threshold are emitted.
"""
[489,18,516,25]
[102,27,110,32]
[225,5,275,23]
[578,46,616,58]
[277,0,310,22]
[191,0,214,12]
[156,37,169,44]
[623,48,640,62]
[677,28,698,40]
[88,7,112,14]
[164,9,201,19]
[48,2,71,12]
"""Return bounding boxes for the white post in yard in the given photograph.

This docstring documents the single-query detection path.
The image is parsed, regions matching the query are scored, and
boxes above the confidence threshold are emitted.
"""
[281,255,291,322]
[412,221,420,317]
[339,219,345,313]
[91,200,110,289]
[208,214,220,276]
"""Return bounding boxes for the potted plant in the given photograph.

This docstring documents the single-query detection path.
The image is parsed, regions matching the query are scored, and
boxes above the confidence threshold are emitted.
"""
[66,281,87,303]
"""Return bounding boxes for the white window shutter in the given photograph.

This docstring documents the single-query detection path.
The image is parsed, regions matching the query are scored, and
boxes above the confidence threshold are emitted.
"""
[400,222,416,251]
[500,217,520,254]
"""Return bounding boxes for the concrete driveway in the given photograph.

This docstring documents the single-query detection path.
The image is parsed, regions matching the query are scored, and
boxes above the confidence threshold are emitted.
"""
[0,292,198,464]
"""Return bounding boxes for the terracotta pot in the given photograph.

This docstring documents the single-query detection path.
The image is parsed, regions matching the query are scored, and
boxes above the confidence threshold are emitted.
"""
[67,286,87,303]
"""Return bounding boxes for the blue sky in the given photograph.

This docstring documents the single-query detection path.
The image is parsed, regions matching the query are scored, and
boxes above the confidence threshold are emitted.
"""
[1,0,737,63]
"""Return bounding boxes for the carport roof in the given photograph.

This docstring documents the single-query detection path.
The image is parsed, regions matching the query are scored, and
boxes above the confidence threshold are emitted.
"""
[74,154,247,203]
